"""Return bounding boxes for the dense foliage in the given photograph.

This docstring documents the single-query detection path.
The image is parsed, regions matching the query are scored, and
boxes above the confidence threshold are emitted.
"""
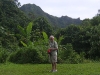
[0,0,30,33]
[56,15,100,60]
[0,0,100,64]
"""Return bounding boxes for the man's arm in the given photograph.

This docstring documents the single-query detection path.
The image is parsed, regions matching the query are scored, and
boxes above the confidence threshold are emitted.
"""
[50,41,58,51]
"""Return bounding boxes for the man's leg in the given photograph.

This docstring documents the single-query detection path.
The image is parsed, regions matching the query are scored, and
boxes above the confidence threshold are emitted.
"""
[52,63,55,71]
[54,62,57,70]
[51,62,57,72]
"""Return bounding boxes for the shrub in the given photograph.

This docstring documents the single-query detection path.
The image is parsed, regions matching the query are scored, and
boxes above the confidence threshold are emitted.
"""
[59,43,85,64]
[9,45,48,64]
[0,47,8,63]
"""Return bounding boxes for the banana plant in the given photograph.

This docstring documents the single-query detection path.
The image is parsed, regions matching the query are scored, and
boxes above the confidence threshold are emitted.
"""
[42,31,48,43]
[17,22,33,47]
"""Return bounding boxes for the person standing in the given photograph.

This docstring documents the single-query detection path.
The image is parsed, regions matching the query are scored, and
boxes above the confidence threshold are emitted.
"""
[48,35,58,72]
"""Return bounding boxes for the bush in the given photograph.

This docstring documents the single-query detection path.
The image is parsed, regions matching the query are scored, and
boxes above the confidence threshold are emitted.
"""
[9,45,48,64]
[0,47,8,63]
[59,43,85,64]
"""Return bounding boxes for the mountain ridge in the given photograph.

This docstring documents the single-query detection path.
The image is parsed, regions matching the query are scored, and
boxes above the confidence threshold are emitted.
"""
[20,4,82,27]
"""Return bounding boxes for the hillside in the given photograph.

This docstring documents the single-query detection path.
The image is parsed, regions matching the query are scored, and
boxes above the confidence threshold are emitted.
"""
[0,0,30,33]
[20,4,82,28]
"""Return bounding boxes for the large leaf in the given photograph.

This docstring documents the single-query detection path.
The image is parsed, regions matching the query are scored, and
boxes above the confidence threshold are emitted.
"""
[17,25,26,36]
[42,31,48,43]
[20,41,27,47]
[26,22,33,36]
[54,37,57,42]
[58,36,64,44]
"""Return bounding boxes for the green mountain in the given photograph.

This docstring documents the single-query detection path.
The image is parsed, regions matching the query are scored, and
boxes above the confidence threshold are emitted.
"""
[20,4,82,28]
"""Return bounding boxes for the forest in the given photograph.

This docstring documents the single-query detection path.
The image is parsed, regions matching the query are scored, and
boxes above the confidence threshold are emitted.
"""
[0,0,100,64]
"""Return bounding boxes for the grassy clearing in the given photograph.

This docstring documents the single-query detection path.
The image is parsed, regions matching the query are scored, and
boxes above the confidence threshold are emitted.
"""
[0,62,100,75]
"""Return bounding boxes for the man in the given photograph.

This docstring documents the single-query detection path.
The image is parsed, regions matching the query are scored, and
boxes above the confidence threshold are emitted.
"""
[48,35,58,72]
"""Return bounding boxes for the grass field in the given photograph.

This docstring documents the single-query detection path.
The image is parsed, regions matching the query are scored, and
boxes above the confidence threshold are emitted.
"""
[0,62,100,75]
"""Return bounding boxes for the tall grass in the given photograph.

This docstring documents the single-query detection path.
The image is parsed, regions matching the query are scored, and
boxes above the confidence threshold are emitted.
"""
[0,62,100,75]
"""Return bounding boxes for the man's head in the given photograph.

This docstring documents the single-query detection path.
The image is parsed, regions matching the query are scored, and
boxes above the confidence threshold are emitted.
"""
[49,35,54,42]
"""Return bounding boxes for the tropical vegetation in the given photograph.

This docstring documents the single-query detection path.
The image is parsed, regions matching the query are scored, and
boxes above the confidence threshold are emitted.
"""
[0,0,100,64]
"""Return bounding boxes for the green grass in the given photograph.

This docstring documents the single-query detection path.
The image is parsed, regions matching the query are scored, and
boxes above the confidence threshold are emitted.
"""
[0,62,100,75]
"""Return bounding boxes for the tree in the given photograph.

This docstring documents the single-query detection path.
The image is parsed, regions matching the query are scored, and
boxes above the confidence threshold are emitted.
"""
[32,17,53,36]
[89,25,100,59]
[91,16,100,26]
[0,0,30,33]
[81,19,91,26]
[17,22,33,47]
[59,25,80,45]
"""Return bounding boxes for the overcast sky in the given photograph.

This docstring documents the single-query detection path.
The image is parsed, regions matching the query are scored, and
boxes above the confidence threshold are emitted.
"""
[19,0,100,20]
